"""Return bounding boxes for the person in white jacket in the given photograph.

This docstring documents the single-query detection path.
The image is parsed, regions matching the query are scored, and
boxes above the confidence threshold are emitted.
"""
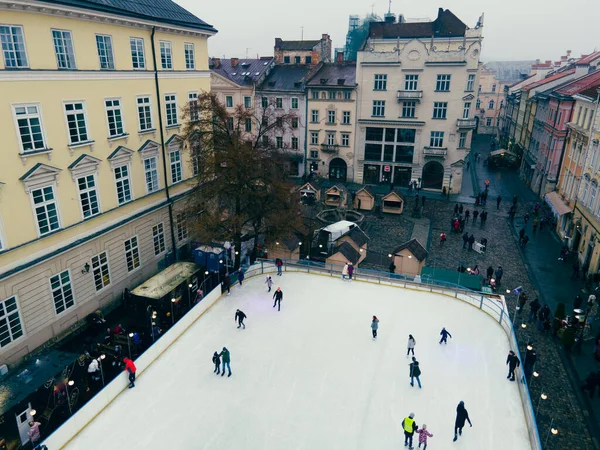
[407,334,416,357]
[342,262,349,280]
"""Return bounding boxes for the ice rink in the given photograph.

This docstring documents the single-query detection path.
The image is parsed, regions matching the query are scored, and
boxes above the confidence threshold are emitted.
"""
[65,273,531,450]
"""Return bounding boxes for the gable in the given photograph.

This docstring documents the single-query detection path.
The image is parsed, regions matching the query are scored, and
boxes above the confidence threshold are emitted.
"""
[166,134,184,152]
[211,72,243,89]
[107,146,134,169]
[20,163,62,193]
[139,140,161,159]
[462,94,475,101]
[68,154,102,180]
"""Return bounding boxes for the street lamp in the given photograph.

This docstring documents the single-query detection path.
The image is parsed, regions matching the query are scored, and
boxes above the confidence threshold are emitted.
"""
[536,392,547,411]
[99,354,106,386]
[29,409,36,420]
[127,332,134,359]
[509,286,523,323]
[544,419,558,448]
[170,298,176,325]
[65,380,75,415]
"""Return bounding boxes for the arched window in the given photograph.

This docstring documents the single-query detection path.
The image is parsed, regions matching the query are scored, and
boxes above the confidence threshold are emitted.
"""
[488,100,495,110]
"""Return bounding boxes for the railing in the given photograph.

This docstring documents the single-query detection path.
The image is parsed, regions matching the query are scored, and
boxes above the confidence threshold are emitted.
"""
[456,118,477,128]
[396,90,423,101]
[423,147,447,156]
[320,144,339,153]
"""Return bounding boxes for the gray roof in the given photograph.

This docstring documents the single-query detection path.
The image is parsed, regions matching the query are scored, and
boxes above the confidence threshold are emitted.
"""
[307,63,356,87]
[342,227,369,247]
[211,58,274,87]
[277,40,320,51]
[482,61,536,82]
[258,65,314,92]
[336,241,361,265]
[41,0,216,32]
[392,239,428,262]
[368,9,466,40]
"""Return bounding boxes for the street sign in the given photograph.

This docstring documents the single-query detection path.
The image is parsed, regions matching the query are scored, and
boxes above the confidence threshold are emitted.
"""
[383,165,391,172]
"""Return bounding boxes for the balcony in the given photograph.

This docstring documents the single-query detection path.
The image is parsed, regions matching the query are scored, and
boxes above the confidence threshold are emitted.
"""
[397,90,423,101]
[423,147,447,156]
[321,144,339,153]
[456,118,477,129]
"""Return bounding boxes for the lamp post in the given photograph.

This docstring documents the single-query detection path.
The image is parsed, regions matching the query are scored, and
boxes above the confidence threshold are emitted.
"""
[127,332,134,358]
[99,354,106,386]
[508,287,523,323]
[170,298,176,325]
[536,392,548,412]
[29,409,36,422]
[188,283,193,309]
[544,419,558,448]
[65,380,75,415]
[150,310,157,342]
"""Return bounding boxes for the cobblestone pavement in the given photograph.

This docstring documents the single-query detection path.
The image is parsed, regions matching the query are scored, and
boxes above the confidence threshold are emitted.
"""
[360,211,414,269]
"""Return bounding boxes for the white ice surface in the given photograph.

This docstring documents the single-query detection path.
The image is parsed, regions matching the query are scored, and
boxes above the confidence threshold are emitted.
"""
[65,273,531,450]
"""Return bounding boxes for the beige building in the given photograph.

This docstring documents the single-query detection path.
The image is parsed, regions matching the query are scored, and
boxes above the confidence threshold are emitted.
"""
[274,34,332,65]
[354,9,483,193]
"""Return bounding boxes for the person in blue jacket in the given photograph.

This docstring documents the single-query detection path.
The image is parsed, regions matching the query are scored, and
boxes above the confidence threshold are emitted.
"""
[238,268,245,287]
[439,327,452,344]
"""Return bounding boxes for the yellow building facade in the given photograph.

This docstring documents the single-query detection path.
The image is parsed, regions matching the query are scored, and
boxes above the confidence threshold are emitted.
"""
[0,0,215,365]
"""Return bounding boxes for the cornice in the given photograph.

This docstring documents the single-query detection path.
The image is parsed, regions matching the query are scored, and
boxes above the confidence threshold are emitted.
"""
[0,69,210,81]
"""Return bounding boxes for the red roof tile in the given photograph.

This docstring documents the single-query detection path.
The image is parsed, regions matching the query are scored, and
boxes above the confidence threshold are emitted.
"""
[555,70,600,96]
[522,69,575,91]
[577,51,600,65]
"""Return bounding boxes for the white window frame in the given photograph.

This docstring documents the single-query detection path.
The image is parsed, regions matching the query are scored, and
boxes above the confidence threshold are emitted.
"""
[12,103,48,153]
[76,174,100,219]
[137,95,153,131]
[327,110,336,124]
[30,184,61,237]
[63,101,90,146]
[433,102,448,119]
[184,42,195,70]
[374,74,387,90]
[170,150,182,184]
[225,96,233,108]
[51,29,76,69]
[488,100,495,110]
[311,110,319,123]
[291,136,299,150]
[165,94,178,126]
[124,236,141,272]
[463,102,471,119]
[244,96,252,108]
[326,132,336,146]
[129,37,145,69]
[105,98,125,138]
[341,133,350,147]
[153,223,166,256]
[114,164,133,205]
[310,131,319,145]
[188,91,199,122]
[175,213,188,244]
[50,269,75,315]
[276,98,283,109]
[91,251,111,292]
[0,215,6,251]
[436,74,451,92]
[143,156,160,194]
[0,25,29,68]
[342,111,351,124]
[430,131,445,148]
[0,295,24,348]
[276,136,283,148]
[291,97,299,109]
[95,34,115,70]
[466,74,475,91]
[402,101,416,118]
[404,74,419,91]
[372,100,385,117]
[458,132,467,148]
[159,40,172,69]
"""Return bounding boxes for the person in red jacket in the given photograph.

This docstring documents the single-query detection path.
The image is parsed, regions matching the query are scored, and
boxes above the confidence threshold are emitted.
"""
[123,357,137,388]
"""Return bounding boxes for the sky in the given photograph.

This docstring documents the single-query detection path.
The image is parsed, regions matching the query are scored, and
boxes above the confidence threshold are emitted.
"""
[180,0,599,63]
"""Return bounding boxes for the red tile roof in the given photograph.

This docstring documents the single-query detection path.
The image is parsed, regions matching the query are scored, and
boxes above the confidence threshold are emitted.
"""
[522,69,575,91]
[555,69,600,96]
[577,51,600,65]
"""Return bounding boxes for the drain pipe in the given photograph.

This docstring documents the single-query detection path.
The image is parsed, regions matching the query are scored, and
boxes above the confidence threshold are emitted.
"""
[151,27,177,259]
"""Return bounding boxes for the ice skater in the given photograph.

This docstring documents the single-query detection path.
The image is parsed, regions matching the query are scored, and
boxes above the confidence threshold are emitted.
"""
[348,263,354,280]
[212,351,221,374]
[506,350,520,381]
[223,273,231,296]
[235,309,247,329]
[453,401,472,442]
[371,315,379,339]
[273,287,283,311]
[439,327,452,344]
[122,357,137,388]
[265,275,273,292]
[275,258,283,276]
[219,347,231,377]
[237,268,245,287]
[409,357,422,388]
[417,424,433,449]
[342,262,349,280]
[407,334,416,356]
[402,412,418,449]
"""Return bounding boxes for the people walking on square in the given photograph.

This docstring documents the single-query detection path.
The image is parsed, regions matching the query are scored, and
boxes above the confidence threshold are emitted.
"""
[409,357,422,388]
[342,262,349,280]
[348,263,355,280]
[529,297,541,323]
[497,195,502,210]
[459,204,463,214]
[513,195,518,206]
[265,275,273,292]
[402,413,418,449]
[454,204,459,215]
[462,232,469,249]
[519,228,525,245]
[235,309,246,329]
[495,266,503,285]
[422,196,426,207]
[440,232,447,245]
[465,209,470,223]
[468,234,475,251]
[219,347,232,377]
[237,268,245,287]
[389,261,396,274]
[453,401,472,441]
[123,357,137,388]
[473,210,479,223]
[524,348,537,379]
[439,327,452,344]
[574,294,583,310]
[407,334,416,356]
[506,350,520,381]
[275,258,283,275]
[533,217,539,232]
[521,235,529,248]
[487,266,494,279]
[371,316,379,339]
[273,287,283,311]
[417,424,433,449]
[572,260,580,280]
[481,211,488,226]
[212,351,221,374]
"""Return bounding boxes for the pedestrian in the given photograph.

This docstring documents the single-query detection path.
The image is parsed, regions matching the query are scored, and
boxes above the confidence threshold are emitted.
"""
[506,350,520,381]
[402,413,418,449]
[459,204,463,214]
[407,334,416,357]
[453,401,472,441]
[212,351,221,374]
[473,210,479,223]
[465,209,470,223]
[462,232,469,249]
[524,348,537,379]
[466,160,471,170]
[440,232,447,246]
[475,194,480,207]
[486,266,494,279]
[495,266,503,285]
[28,421,42,447]
[223,272,231,296]
[219,347,232,377]
[235,309,247,329]
[471,265,480,275]
[509,208,516,222]
[371,315,379,339]
[348,262,355,280]
[468,234,475,251]
[512,195,518,206]
[409,356,422,388]
[481,211,488,226]
[497,195,502,210]
[454,204,459,215]
[342,262,349,280]
[275,257,283,276]
[123,357,136,388]
[417,424,433,449]
[524,213,529,224]
[237,268,245,287]
[521,235,529,248]
[529,298,541,323]
[572,260,580,280]
[265,275,273,292]
[439,327,452,344]
[519,228,525,244]
[272,287,283,311]
[422,196,426,207]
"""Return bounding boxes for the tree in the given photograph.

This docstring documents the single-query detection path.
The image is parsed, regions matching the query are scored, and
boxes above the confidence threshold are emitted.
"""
[181,92,302,268]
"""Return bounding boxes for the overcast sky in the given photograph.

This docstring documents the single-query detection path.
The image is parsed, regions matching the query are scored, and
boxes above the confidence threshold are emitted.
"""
[181,0,599,63]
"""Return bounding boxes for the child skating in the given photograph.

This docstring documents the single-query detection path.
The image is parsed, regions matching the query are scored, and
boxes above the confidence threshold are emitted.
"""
[371,316,379,339]
[212,351,221,374]
[407,334,416,357]
[265,276,273,292]
[417,424,433,449]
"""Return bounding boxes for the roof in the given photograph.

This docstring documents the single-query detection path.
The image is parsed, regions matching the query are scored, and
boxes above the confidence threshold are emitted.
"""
[481,61,536,82]
[279,233,303,252]
[522,69,575,91]
[326,184,346,193]
[392,238,428,262]
[341,227,369,247]
[335,241,361,265]
[323,220,356,234]
[368,9,466,40]
[383,189,404,201]
[577,51,600,65]
[276,40,320,51]
[41,0,217,33]
[356,186,375,198]
[307,63,356,87]
[554,70,600,97]
[258,65,314,92]
[211,58,274,87]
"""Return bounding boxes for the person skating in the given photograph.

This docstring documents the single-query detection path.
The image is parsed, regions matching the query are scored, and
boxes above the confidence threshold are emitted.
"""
[342,262,349,280]
[407,334,416,357]
[275,258,283,276]
[223,273,231,296]
[212,351,221,374]
[273,287,283,311]
[453,401,472,441]
[439,327,452,344]
[219,347,232,377]
[409,357,422,388]
[238,268,245,287]
[265,275,273,292]
[348,263,354,280]
[371,316,379,339]
[123,357,137,388]
[506,350,520,381]
[417,424,433,449]
[235,309,247,329]
[402,413,418,449]
[440,232,446,246]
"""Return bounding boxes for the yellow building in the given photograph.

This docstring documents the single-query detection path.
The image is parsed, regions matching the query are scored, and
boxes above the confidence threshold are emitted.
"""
[0,0,215,366]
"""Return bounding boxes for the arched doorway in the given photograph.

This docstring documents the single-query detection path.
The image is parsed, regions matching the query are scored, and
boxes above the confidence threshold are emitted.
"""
[329,158,347,182]
[422,161,444,190]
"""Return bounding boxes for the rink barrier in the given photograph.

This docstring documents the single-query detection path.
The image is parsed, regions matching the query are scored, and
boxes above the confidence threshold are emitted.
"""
[42,282,225,449]
[253,259,543,450]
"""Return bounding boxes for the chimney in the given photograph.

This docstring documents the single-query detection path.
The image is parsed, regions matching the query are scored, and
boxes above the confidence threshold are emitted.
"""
[438,7,444,18]
[274,38,282,49]
[322,33,329,41]
[231,58,239,67]
[384,12,396,24]
[213,58,221,68]
[336,51,343,64]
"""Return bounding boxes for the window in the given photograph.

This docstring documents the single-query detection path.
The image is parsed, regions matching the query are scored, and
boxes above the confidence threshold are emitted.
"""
[294,56,301,64]
[344,91,351,100]
[31,186,60,235]
[95,35,114,70]
[13,104,46,152]
[404,75,419,91]
[137,96,153,131]
[91,251,110,291]
[276,136,283,148]
[105,99,124,137]
[590,186,597,210]
[311,110,319,123]
[312,90,319,99]
[364,127,416,163]
[64,102,89,145]
[306,56,312,64]
[492,84,496,93]
[152,223,165,255]
[226,117,233,130]
[0,25,28,68]
[328,91,336,100]
[291,97,299,109]
[310,150,318,158]
[276,98,283,108]
[436,74,451,91]
[244,96,252,108]
[144,157,159,193]
[291,117,299,129]
[275,117,282,127]
[476,99,481,109]
[245,118,252,132]
[432,102,448,119]
[372,100,385,117]
[327,132,336,145]
[341,133,350,146]
[77,175,99,218]
[261,97,268,108]
[176,213,188,242]
[124,236,141,272]
[283,56,290,64]
[342,111,351,124]
[478,85,482,93]
[262,136,269,147]
[429,131,444,147]
[114,165,132,204]
[463,102,471,119]
[130,37,145,69]
[402,101,416,118]
[321,92,326,99]
[0,296,23,347]
[327,110,336,124]
[184,43,195,69]
[50,270,74,315]
[159,41,172,69]
[488,100,495,110]
[52,29,76,69]
[486,117,492,126]
[374,74,387,90]
[466,74,475,91]
[226,96,233,108]
[165,94,178,126]
[291,136,298,149]
[170,151,182,183]
[458,132,467,148]
[188,92,199,122]
[311,131,319,145]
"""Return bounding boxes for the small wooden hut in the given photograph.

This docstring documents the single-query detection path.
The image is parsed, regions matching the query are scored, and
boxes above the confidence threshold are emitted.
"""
[382,190,404,214]
[324,185,346,207]
[354,186,375,211]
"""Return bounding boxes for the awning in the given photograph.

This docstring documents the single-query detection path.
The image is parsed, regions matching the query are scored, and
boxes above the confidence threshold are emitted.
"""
[545,192,572,217]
